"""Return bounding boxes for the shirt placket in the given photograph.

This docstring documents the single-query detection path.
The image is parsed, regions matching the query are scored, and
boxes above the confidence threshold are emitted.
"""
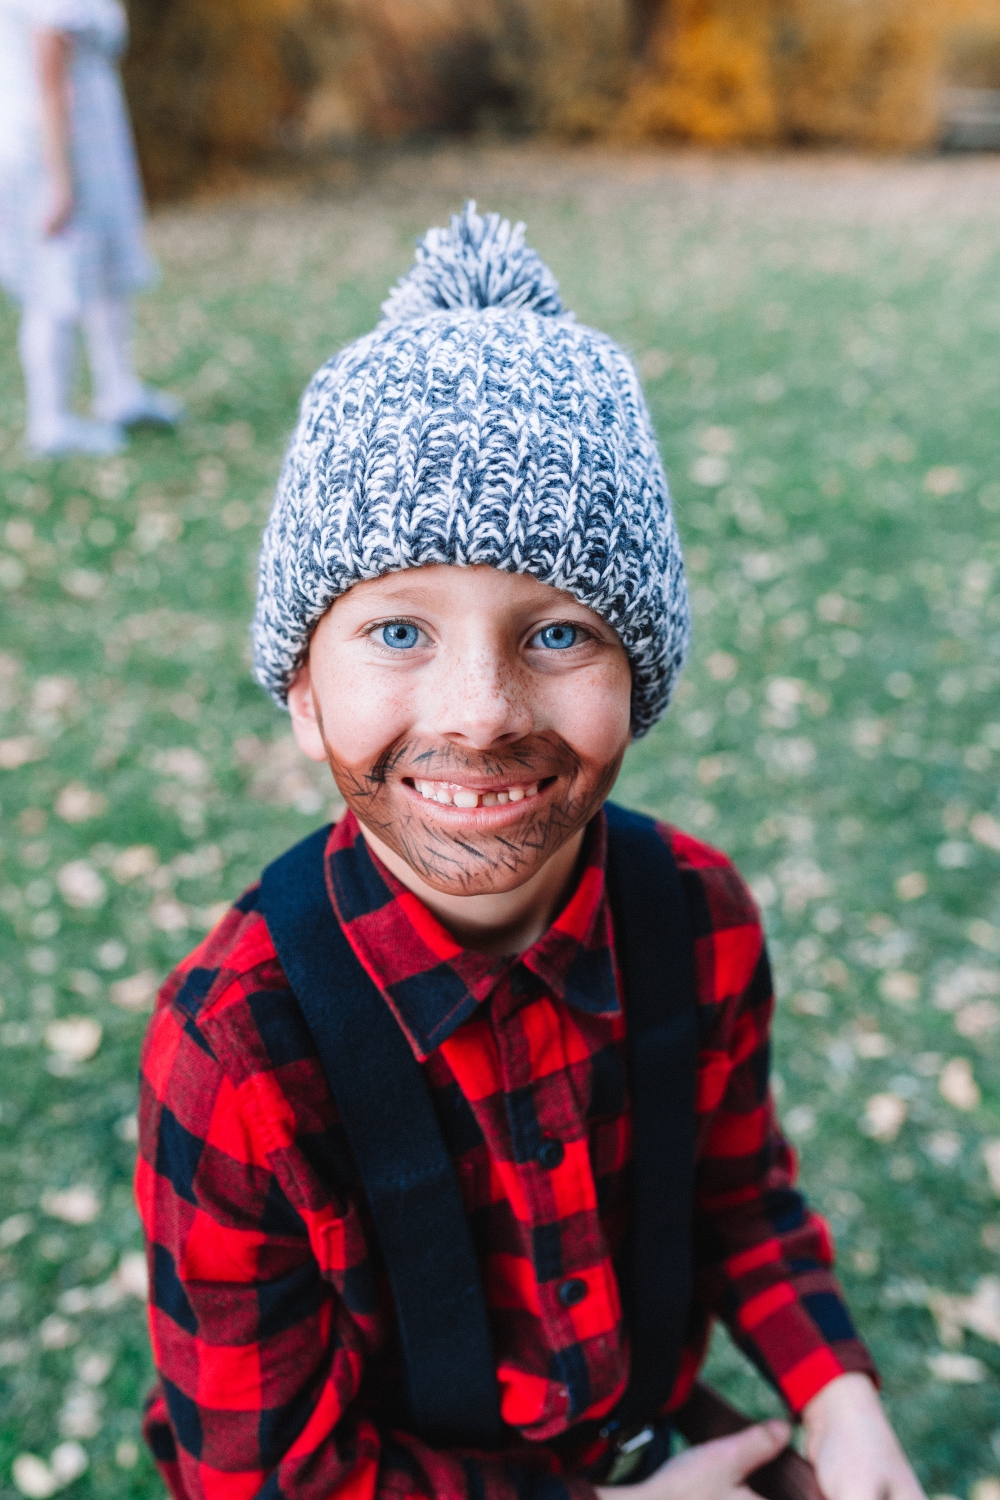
[488,967,623,1427]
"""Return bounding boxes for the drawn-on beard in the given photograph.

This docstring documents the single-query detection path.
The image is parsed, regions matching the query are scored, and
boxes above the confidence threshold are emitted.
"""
[319,726,623,895]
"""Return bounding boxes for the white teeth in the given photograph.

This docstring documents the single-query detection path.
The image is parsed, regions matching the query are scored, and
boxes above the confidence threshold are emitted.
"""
[412,780,541,806]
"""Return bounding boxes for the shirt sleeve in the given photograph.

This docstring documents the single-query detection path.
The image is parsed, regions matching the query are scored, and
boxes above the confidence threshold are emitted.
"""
[684,846,878,1415]
[137,945,596,1500]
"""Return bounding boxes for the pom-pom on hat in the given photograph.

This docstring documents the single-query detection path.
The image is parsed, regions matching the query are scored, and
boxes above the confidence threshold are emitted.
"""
[252,201,689,737]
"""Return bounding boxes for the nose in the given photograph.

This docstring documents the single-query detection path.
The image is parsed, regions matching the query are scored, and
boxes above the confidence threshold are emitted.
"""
[428,644,533,750]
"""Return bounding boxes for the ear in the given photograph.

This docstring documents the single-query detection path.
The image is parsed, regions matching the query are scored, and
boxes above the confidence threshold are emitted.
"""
[287,660,329,764]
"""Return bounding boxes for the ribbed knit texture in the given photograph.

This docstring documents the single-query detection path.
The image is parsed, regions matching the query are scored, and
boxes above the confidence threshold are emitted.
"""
[252,203,689,736]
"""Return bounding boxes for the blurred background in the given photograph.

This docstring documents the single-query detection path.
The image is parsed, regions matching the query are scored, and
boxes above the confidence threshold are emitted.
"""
[1,5,1000,1500]
[122,0,1000,197]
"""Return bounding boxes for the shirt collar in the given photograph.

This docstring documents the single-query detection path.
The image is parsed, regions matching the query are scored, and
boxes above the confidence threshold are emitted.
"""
[325,808,620,1061]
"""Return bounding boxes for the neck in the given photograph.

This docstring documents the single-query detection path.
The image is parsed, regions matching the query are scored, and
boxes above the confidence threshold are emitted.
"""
[360,824,587,958]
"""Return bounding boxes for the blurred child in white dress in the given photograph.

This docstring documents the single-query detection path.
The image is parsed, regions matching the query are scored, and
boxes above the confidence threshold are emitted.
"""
[0,0,183,455]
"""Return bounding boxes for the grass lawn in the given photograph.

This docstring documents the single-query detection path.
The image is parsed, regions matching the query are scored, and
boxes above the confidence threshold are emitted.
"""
[1,145,1000,1500]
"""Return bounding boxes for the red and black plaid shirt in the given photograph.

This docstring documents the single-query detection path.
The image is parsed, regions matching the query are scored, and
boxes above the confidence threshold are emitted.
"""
[137,808,875,1500]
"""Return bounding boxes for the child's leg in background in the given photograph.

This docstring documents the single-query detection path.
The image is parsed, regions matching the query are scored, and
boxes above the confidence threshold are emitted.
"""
[18,304,73,443]
[81,294,142,420]
[82,295,184,426]
[18,303,123,455]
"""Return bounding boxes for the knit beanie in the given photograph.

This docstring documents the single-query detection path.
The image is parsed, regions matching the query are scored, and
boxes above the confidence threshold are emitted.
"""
[252,202,689,737]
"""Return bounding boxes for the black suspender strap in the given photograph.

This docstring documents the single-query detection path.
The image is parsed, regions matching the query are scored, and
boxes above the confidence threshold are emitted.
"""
[258,801,698,1451]
[259,826,506,1450]
[603,802,699,1432]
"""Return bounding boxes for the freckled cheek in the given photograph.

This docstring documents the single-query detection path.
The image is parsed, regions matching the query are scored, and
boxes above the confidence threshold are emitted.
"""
[314,659,415,777]
[546,668,632,771]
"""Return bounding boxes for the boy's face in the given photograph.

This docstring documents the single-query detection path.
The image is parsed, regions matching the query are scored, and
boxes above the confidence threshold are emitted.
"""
[288,564,633,898]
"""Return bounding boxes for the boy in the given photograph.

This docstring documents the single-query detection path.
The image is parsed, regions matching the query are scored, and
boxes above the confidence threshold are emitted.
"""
[138,205,924,1500]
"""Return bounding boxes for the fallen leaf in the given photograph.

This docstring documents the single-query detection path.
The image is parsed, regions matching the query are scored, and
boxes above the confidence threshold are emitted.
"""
[149,895,189,933]
[12,1455,57,1499]
[926,1351,986,1383]
[41,1185,101,1225]
[923,466,964,497]
[49,1444,88,1485]
[939,1057,981,1111]
[0,736,46,771]
[970,813,1000,853]
[60,568,104,600]
[879,971,920,1006]
[984,1139,1000,1195]
[955,1000,1000,1038]
[111,845,159,882]
[116,1250,148,1299]
[44,1018,102,1062]
[862,1093,908,1142]
[56,861,106,910]
[153,746,208,784]
[38,1315,78,1350]
[55,783,108,823]
[109,970,159,1013]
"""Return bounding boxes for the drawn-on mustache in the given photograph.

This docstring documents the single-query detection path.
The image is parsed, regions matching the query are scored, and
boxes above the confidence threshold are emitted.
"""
[364,735,569,788]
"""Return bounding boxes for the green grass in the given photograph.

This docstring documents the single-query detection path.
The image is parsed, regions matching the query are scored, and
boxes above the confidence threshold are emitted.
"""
[1,147,1000,1499]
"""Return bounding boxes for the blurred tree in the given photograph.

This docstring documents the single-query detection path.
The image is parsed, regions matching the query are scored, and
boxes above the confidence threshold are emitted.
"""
[124,0,632,197]
[620,0,779,144]
[619,0,991,148]
[124,0,313,195]
[121,0,1000,198]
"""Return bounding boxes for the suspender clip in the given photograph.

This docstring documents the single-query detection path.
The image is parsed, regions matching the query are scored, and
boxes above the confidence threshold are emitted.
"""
[598,1423,656,1485]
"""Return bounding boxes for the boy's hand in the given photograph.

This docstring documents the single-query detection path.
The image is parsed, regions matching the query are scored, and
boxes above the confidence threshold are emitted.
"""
[595,1419,791,1500]
[802,1373,926,1500]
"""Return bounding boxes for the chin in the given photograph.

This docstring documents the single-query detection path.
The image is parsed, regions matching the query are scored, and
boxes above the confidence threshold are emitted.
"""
[418,862,550,899]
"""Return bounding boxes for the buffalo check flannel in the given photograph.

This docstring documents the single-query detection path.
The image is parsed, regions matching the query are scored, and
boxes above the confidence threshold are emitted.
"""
[137,808,876,1500]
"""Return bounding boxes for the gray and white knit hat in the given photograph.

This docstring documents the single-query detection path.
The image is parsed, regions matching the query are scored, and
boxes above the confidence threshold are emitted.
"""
[252,202,689,737]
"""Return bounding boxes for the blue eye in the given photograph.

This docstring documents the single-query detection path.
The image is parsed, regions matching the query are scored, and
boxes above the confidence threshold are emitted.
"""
[379,622,421,650]
[535,623,578,650]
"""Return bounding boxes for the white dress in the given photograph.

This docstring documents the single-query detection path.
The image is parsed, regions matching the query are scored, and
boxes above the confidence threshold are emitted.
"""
[0,0,156,313]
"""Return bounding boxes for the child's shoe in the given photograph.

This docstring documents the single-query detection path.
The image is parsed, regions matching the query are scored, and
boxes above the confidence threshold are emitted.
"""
[96,386,185,428]
[27,414,126,457]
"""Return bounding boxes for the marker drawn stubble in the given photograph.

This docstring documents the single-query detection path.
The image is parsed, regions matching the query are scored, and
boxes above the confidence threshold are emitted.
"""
[313,701,623,894]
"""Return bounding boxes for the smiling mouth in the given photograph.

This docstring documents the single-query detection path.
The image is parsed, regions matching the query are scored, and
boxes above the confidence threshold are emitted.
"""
[403,777,553,809]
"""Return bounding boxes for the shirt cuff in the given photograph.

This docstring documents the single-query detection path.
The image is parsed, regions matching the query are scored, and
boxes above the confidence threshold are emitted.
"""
[776,1341,880,1415]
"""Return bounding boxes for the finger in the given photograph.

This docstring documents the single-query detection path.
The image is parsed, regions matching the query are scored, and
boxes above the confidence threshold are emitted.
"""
[714,1419,792,1485]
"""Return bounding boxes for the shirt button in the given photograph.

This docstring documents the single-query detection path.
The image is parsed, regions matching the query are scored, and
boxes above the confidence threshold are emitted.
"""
[558,1277,588,1308]
[536,1138,565,1170]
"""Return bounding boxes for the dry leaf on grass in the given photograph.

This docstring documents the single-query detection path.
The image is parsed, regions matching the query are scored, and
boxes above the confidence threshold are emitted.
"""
[861,1093,907,1142]
[926,1351,986,1383]
[235,734,344,817]
[928,1276,1000,1347]
[938,1057,981,1111]
[109,970,159,1012]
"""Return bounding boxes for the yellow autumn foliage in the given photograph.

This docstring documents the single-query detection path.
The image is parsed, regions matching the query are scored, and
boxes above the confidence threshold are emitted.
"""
[621,0,1000,148]
[621,1,779,144]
